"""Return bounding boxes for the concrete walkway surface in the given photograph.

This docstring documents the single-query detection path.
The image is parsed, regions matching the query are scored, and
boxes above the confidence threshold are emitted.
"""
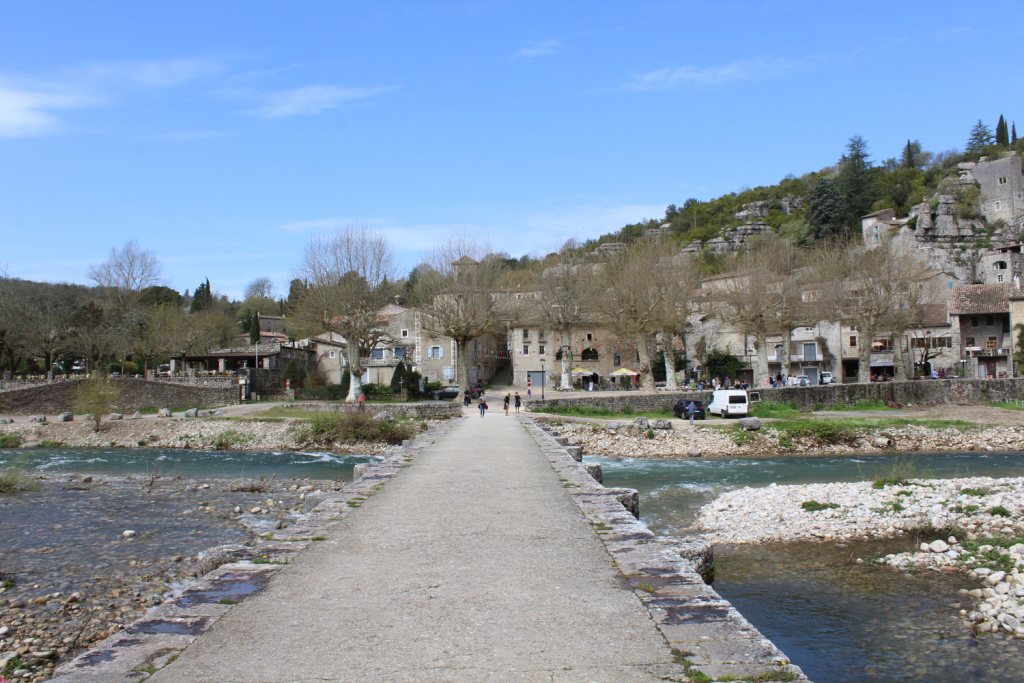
[149,412,677,682]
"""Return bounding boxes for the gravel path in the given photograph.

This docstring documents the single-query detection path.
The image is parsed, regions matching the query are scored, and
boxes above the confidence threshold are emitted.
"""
[148,413,676,682]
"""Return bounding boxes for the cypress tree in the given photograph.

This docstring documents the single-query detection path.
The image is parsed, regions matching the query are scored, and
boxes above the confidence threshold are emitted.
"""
[390,361,407,392]
[1013,122,1018,144]
[808,177,849,243]
[189,278,212,313]
[996,115,1009,146]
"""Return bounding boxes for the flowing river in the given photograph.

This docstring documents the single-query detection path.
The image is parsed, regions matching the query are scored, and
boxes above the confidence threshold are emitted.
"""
[595,452,1024,683]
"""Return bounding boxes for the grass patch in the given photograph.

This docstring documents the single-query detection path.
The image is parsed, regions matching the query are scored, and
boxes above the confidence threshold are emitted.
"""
[637,583,654,593]
[671,649,712,682]
[732,427,758,446]
[0,459,41,493]
[746,667,799,682]
[990,505,1012,517]
[536,405,675,420]
[821,399,892,412]
[295,411,415,447]
[992,401,1024,411]
[959,535,1024,572]
[801,500,840,512]
[0,434,22,448]
[212,429,252,450]
[310,536,326,541]
[37,440,67,448]
[868,455,930,489]
[950,503,980,514]
[771,420,857,446]
[961,487,990,497]
[137,406,159,414]
[217,598,238,605]
[749,400,801,419]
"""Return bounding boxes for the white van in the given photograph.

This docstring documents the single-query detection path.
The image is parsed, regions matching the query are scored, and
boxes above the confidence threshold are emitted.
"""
[708,390,749,417]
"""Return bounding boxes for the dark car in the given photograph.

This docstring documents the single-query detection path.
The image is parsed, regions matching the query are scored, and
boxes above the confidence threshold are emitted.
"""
[429,385,461,401]
[672,399,706,420]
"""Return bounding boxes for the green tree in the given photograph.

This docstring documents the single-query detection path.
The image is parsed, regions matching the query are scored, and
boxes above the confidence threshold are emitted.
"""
[808,177,849,242]
[900,140,923,169]
[996,115,1009,147]
[878,168,918,216]
[390,360,407,392]
[190,278,212,313]
[967,119,995,153]
[73,376,122,433]
[838,135,876,221]
[1013,122,1018,144]
[704,350,743,381]
[282,359,304,385]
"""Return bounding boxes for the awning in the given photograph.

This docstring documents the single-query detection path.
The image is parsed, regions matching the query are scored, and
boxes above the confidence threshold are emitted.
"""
[570,367,590,375]
[609,368,639,375]
[869,362,895,368]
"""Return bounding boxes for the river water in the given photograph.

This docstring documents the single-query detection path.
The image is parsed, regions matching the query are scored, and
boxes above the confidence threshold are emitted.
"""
[595,452,1024,683]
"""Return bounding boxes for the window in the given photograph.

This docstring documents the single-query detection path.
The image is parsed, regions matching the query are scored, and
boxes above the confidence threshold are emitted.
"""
[586,333,593,341]
[1004,316,1011,333]
[581,347,599,361]
[614,353,621,367]
[538,330,546,340]
[872,338,893,351]
[987,337,998,351]
[522,345,530,355]
[987,315,995,327]
[999,176,1008,185]
[538,345,546,355]
[966,337,976,347]
[849,336,857,347]
[394,348,407,358]
[934,337,951,348]
[555,349,563,361]
[998,274,1005,283]
[401,329,409,338]
[995,261,1008,270]
[370,349,384,359]
[996,201,1002,211]
[329,350,336,358]
[522,329,530,341]
[971,316,979,327]
[428,346,443,358]
[911,338,926,349]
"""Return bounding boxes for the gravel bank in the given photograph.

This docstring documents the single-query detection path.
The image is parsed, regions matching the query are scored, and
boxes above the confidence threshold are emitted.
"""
[549,420,1024,458]
[696,475,1024,640]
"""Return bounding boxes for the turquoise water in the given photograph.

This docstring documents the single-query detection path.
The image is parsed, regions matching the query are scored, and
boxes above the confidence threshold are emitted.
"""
[0,446,378,481]
[595,452,1024,683]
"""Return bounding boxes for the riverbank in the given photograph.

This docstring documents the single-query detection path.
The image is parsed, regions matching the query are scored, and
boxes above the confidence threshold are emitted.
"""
[549,418,1024,457]
[0,472,343,680]
[0,414,435,454]
[695,475,1024,640]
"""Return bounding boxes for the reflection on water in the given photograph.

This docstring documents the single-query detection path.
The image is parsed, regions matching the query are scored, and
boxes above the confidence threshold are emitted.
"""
[596,452,1024,683]
[0,446,378,481]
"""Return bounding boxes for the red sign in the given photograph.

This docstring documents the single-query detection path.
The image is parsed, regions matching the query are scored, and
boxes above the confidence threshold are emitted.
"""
[527,377,532,387]
[286,379,291,389]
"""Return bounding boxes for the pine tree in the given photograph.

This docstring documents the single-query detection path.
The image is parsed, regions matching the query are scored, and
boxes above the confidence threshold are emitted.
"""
[900,139,922,169]
[996,115,1009,146]
[967,120,995,154]
[838,135,876,220]
[189,278,212,313]
[1013,122,1018,144]
[808,177,849,242]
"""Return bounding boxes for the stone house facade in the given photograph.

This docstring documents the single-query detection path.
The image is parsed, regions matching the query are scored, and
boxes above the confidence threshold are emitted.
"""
[510,325,639,389]
[949,283,1014,379]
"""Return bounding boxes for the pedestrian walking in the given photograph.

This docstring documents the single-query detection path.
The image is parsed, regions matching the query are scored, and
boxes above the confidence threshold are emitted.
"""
[514,392,521,413]
[503,393,510,416]
[463,388,471,407]
[478,397,488,417]
[686,401,695,426]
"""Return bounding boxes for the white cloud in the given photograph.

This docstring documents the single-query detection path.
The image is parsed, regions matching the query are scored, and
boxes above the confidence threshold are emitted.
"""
[0,84,94,136]
[76,58,226,88]
[252,84,393,118]
[511,40,560,60]
[626,57,804,90]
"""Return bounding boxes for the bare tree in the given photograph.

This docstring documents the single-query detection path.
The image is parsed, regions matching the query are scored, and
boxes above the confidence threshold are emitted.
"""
[531,240,595,390]
[87,240,162,317]
[594,238,677,392]
[23,285,80,373]
[812,236,934,383]
[656,254,703,389]
[244,277,276,300]
[292,224,399,401]
[415,234,511,391]
[0,266,25,374]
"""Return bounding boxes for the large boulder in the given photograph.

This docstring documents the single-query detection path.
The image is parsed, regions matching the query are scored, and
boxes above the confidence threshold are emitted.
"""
[131,411,142,419]
[607,421,620,429]
[109,413,123,421]
[633,416,649,429]
[157,408,172,418]
[738,417,761,431]
[184,408,199,418]
[650,418,672,430]
[585,462,603,484]
[372,412,395,422]
[57,412,73,422]
[28,415,47,423]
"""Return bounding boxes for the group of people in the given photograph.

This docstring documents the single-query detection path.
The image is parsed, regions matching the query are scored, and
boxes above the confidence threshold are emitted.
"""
[683,377,750,391]
[474,390,522,417]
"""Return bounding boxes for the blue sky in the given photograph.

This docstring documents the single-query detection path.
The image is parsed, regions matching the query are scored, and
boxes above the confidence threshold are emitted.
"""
[2,0,1023,299]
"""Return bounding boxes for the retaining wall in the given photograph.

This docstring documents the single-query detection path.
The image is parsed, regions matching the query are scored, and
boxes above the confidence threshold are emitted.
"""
[293,401,463,419]
[0,378,239,415]
[526,378,1024,413]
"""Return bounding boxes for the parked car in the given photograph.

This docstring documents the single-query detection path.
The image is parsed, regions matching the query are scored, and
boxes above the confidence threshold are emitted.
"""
[672,399,706,420]
[708,390,749,418]
[429,385,461,400]
[820,372,834,385]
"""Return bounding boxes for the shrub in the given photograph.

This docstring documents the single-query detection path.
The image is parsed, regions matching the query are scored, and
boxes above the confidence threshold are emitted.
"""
[72,376,123,433]
[620,403,635,415]
[0,458,40,493]
[961,487,990,497]
[0,434,22,448]
[868,456,929,489]
[296,412,415,447]
[990,505,1012,517]
[106,362,122,374]
[646,428,655,439]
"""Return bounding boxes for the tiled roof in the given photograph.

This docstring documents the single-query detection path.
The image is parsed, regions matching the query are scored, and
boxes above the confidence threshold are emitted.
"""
[949,283,1011,315]
[918,304,950,327]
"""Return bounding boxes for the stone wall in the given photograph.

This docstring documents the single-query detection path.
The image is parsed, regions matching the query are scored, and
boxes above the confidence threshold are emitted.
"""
[0,378,239,415]
[526,378,1024,413]
[293,401,463,419]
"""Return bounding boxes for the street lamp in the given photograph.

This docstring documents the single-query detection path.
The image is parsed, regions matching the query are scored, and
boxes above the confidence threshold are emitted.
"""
[540,357,546,400]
